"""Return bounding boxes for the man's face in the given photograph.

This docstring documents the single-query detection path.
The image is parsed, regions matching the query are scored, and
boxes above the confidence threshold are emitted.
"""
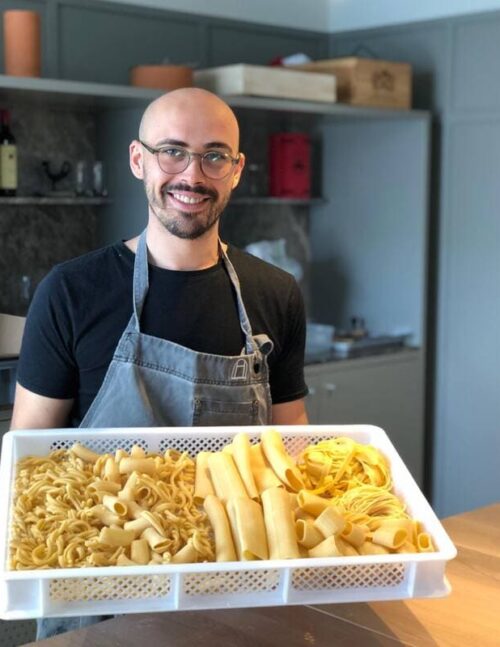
[133,102,244,240]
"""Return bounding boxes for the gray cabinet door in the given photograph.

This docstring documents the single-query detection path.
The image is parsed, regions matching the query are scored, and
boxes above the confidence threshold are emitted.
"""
[305,352,424,485]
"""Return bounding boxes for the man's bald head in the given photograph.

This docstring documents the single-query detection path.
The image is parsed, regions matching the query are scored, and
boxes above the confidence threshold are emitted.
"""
[138,88,240,153]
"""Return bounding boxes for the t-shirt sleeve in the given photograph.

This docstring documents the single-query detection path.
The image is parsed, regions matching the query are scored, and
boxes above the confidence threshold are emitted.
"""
[269,279,308,404]
[17,268,78,399]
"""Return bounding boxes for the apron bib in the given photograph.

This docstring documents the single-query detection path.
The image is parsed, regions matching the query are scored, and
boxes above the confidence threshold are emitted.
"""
[80,230,273,428]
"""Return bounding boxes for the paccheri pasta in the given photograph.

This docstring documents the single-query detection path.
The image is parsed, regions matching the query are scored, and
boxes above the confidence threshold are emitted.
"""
[8,431,435,570]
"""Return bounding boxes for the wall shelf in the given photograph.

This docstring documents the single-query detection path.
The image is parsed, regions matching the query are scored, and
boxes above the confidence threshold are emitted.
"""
[0,196,112,206]
[0,75,429,121]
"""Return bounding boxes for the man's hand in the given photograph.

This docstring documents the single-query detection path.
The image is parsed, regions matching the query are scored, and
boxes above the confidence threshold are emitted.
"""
[10,383,74,430]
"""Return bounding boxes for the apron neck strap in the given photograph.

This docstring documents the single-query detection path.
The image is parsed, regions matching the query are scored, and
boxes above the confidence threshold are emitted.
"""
[132,230,149,329]
[219,239,257,355]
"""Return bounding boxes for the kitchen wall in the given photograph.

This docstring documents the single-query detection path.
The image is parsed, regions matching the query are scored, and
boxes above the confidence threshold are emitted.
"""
[0,103,98,314]
[324,10,500,517]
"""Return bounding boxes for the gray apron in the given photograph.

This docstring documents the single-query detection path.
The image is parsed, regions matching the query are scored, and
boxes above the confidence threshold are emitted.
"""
[37,231,273,639]
[80,229,273,428]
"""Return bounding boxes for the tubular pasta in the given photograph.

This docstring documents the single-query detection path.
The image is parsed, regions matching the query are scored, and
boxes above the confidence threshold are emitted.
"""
[371,527,408,549]
[87,480,121,496]
[226,497,268,561]
[207,452,248,504]
[261,430,304,492]
[297,490,331,517]
[358,541,390,555]
[313,506,346,537]
[117,554,139,566]
[98,527,135,547]
[119,457,156,476]
[70,443,100,463]
[118,472,139,501]
[130,445,146,458]
[123,517,150,537]
[261,487,300,560]
[340,521,367,548]
[249,443,283,493]
[396,541,417,554]
[308,535,343,558]
[141,528,170,553]
[232,433,259,500]
[417,532,435,553]
[194,451,215,504]
[131,539,150,564]
[171,538,199,564]
[203,494,237,562]
[295,518,324,549]
[102,495,128,518]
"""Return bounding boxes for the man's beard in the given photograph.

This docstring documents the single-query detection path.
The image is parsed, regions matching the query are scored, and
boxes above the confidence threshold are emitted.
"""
[145,179,231,240]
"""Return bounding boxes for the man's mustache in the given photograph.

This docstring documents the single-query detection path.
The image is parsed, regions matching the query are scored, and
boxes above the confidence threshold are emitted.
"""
[162,183,218,200]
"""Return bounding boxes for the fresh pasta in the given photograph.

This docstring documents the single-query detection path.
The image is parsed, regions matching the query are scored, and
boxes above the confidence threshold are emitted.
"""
[297,436,391,495]
[261,487,300,560]
[9,444,214,570]
[8,430,435,570]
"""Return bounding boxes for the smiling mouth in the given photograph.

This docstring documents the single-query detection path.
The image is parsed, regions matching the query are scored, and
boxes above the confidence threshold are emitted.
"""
[170,192,209,205]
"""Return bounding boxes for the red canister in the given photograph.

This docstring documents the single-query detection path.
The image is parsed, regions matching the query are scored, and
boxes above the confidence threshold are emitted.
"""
[268,133,311,198]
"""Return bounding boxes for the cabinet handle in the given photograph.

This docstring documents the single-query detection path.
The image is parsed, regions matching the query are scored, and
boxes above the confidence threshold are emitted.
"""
[324,383,337,393]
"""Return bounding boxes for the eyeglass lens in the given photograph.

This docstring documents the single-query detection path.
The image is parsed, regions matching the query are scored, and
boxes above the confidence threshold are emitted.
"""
[157,148,234,179]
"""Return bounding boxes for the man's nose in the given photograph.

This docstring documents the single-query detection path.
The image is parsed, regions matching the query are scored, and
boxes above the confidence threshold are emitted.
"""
[178,153,205,182]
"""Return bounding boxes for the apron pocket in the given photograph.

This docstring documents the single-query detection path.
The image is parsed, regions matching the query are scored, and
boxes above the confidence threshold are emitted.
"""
[193,398,259,426]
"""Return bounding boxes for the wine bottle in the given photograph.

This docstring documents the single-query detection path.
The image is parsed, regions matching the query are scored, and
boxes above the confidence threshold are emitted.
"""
[0,109,18,196]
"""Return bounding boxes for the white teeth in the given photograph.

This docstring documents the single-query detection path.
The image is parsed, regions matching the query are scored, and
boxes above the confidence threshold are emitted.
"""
[172,193,205,204]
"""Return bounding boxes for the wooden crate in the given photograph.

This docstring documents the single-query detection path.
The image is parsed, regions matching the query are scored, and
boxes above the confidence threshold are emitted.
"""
[293,57,412,109]
[193,64,336,103]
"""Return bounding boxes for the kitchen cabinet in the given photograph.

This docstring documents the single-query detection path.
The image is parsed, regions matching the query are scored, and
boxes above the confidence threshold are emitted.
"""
[305,350,424,486]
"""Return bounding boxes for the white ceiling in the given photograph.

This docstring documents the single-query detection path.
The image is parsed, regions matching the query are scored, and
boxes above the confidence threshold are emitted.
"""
[99,0,500,33]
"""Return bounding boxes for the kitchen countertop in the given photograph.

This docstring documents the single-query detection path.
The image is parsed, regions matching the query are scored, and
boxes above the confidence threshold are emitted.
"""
[29,503,500,647]
[305,345,418,366]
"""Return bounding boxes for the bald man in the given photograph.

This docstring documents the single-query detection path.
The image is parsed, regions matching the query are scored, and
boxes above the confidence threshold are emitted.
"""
[12,88,308,431]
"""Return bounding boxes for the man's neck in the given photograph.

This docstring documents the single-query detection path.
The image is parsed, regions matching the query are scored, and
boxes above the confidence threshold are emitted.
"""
[125,220,225,271]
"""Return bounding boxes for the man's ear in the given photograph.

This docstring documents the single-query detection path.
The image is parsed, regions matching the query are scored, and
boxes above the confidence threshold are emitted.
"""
[231,152,246,189]
[129,140,144,179]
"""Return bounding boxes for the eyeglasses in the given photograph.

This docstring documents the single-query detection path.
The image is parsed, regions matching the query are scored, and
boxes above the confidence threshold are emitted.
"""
[139,140,241,180]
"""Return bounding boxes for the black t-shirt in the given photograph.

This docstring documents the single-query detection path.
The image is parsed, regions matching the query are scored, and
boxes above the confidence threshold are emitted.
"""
[18,242,308,426]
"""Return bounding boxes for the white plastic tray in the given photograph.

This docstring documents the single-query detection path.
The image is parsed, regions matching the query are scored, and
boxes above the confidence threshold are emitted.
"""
[0,425,457,620]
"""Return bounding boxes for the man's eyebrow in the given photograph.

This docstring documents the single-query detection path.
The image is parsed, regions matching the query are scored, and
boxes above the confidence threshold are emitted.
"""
[154,138,233,153]
[203,141,233,152]
[155,138,187,147]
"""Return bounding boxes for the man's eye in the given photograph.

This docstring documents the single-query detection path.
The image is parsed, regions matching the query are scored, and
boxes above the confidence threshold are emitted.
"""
[160,148,186,158]
[204,152,226,163]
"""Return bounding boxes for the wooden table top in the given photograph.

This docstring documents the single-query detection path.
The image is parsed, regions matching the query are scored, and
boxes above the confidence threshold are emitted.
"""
[29,503,500,647]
